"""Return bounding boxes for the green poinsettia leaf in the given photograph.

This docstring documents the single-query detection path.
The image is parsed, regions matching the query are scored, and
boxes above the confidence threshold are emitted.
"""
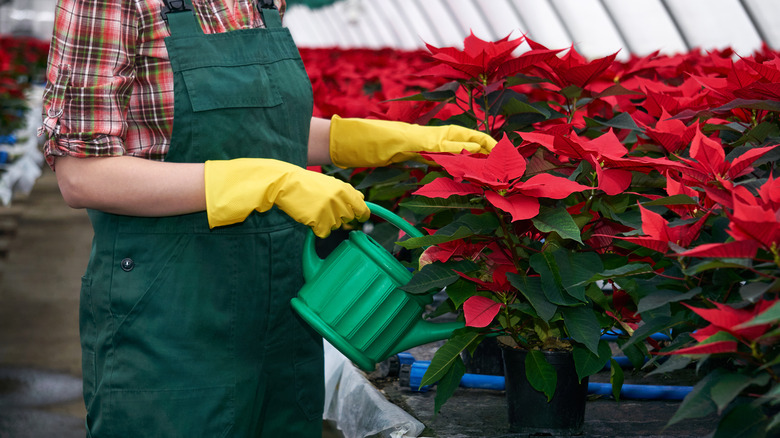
[420,328,481,389]
[713,402,771,438]
[572,340,612,381]
[756,382,780,405]
[769,413,780,435]
[622,315,675,349]
[529,251,581,306]
[637,288,701,314]
[646,355,692,377]
[355,167,408,190]
[445,279,478,309]
[532,207,583,244]
[558,251,603,301]
[402,260,479,294]
[391,82,459,102]
[396,226,475,249]
[640,194,699,207]
[667,372,719,427]
[610,358,625,401]
[711,373,771,415]
[400,195,482,215]
[735,301,780,328]
[369,182,419,201]
[398,213,499,249]
[584,111,640,132]
[589,263,654,282]
[499,97,550,117]
[734,121,780,146]
[739,281,775,302]
[525,350,557,402]
[683,258,753,275]
[508,273,557,321]
[561,305,601,354]
[433,356,467,414]
[529,249,603,307]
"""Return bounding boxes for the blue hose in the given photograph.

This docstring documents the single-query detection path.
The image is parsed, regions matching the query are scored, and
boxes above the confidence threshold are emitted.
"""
[407,360,692,400]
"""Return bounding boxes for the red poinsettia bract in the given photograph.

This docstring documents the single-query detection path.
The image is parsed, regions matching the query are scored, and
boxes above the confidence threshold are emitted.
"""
[659,299,778,356]
[679,178,780,260]
[413,134,591,221]
[422,32,561,84]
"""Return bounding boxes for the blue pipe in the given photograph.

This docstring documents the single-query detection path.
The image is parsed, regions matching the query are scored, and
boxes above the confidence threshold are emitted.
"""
[600,330,671,342]
[407,360,692,400]
[587,382,692,400]
[410,361,504,392]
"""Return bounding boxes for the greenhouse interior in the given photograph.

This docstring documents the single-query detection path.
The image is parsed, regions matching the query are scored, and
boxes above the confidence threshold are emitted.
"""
[1,0,779,437]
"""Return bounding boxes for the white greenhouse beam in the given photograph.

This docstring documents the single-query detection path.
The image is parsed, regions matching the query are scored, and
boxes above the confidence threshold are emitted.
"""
[286,6,334,47]
[601,0,688,56]
[392,0,439,48]
[361,0,405,48]
[284,0,778,56]
[476,0,531,43]
[662,0,763,56]
[508,0,574,53]
[416,0,462,48]
[442,0,496,44]
[373,1,425,49]
[549,0,628,60]
[742,0,780,50]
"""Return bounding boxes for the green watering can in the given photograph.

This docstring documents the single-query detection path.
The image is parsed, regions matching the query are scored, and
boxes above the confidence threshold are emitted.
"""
[291,202,463,372]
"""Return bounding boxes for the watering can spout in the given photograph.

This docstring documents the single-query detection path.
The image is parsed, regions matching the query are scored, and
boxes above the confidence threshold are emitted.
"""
[393,319,464,355]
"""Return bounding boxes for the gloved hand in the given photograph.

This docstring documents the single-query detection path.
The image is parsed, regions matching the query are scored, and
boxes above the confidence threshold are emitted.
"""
[328,115,497,168]
[204,158,369,237]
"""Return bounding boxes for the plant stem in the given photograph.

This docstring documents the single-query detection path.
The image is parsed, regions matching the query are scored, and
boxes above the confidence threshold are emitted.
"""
[494,208,524,272]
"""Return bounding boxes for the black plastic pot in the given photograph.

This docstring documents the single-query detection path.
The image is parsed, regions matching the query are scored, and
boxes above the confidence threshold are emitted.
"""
[462,335,505,376]
[500,346,588,436]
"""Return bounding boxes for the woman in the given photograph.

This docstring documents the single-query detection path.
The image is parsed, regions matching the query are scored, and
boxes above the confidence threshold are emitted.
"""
[41,0,495,435]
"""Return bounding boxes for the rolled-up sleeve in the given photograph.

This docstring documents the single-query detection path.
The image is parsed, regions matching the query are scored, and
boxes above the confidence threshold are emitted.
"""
[41,0,138,168]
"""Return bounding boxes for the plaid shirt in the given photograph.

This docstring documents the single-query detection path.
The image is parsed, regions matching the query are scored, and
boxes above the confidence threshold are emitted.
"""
[41,0,270,168]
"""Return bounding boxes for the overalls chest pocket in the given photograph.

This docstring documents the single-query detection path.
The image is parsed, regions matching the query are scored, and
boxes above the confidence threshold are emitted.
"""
[181,63,283,111]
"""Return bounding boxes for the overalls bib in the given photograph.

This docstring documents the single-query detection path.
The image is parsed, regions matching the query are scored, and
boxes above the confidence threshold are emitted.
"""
[79,1,323,436]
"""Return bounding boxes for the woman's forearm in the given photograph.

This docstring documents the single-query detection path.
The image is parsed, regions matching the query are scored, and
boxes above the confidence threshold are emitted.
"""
[307,117,333,166]
[54,155,206,217]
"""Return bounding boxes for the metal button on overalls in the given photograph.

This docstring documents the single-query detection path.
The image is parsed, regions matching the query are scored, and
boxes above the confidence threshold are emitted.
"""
[79,1,323,436]
[120,258,134,272]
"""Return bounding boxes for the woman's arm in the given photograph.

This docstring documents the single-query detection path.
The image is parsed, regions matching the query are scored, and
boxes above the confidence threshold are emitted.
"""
[55,155,206,216]
[56,116,335,216]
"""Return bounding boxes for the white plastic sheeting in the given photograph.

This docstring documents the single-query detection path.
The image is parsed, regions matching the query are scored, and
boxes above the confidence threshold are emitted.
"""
[323,341,425,438]
[285,0,780,58]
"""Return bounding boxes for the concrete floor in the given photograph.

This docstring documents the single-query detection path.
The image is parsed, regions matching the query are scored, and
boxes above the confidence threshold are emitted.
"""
[0,167,90,438]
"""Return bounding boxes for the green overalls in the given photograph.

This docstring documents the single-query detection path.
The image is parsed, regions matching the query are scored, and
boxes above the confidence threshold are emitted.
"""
[79,1,323,436]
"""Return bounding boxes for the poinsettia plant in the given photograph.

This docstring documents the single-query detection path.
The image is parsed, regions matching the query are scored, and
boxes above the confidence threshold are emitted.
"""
[306,36,780,434]
[301,32,780,435]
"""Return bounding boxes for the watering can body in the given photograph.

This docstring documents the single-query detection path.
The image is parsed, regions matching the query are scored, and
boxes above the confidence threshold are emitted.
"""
[290,202,463,372]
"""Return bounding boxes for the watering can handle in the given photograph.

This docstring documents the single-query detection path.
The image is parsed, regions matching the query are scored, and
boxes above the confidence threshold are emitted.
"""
[302,202,423,281]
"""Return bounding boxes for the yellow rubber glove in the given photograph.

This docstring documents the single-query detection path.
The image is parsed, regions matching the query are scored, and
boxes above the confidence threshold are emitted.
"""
[329,115,497,168]
[204,158,370,237]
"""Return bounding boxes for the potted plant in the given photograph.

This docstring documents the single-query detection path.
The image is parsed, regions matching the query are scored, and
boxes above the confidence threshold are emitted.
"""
[379,33,661,434]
